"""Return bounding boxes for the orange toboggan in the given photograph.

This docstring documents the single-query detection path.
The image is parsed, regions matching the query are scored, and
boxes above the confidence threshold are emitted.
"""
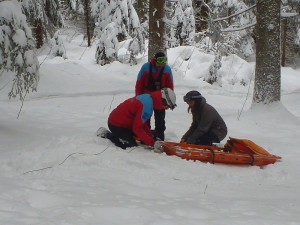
[160,137,281,166]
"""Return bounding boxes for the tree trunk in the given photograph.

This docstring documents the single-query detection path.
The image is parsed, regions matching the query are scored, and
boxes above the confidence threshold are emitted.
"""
[84,0,91,46]
[281,18,287,67]
[194,0,209,32]
[35,19,43,48]
[253,0,281,104]
[137,0,147,24]
[148,0,166,61]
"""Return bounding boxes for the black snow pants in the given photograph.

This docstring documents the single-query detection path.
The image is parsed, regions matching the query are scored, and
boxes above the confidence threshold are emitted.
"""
[195,131,220,146]
[107,122,137,149]
[147,109,166,141]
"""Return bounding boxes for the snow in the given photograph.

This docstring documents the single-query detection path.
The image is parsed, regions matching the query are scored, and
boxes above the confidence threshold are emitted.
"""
[12,29,27,47]
[1,31,300,224]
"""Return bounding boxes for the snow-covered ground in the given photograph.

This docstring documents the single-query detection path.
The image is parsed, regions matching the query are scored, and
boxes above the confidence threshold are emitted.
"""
[1,30,300,225]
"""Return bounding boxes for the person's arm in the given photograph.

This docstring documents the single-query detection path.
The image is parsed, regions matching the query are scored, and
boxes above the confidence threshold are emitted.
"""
[132,106,155,146]
[181,121,197,142]
[164,65,174,90]
[135,63,148,96]
[186,113,212,144]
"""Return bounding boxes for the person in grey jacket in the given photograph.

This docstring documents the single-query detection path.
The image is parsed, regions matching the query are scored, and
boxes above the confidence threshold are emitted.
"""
[180,90,227,145]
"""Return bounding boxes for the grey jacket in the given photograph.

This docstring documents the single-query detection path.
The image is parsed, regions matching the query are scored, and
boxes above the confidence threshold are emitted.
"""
[182,97,227,144]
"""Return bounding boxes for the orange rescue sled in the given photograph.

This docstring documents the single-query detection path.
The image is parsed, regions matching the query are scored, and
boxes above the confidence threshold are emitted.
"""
[161,137,281,166]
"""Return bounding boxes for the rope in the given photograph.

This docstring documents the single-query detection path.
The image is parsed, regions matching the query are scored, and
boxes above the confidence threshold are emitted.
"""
[23,146,110,175]
[17,92,27,119]
[237,69,254,120]
[183,46,196,77]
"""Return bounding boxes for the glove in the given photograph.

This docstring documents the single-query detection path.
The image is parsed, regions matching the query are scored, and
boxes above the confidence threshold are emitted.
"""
[153,141,163,153]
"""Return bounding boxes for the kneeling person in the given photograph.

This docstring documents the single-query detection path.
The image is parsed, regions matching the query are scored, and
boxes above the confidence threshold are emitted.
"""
[99,88,176,149]
[181,90,227,146]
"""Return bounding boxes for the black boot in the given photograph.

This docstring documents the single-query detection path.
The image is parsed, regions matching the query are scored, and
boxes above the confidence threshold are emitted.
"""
[151,129,164,141]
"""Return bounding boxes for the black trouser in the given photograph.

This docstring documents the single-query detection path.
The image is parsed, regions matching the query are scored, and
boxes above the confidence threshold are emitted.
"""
[195,131,220,146]
[147,109,166,141]
[107,122,137,149]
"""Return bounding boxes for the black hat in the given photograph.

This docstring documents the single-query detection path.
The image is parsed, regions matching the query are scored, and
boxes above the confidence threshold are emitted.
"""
[183,90,202,102]
[155,52,165,59]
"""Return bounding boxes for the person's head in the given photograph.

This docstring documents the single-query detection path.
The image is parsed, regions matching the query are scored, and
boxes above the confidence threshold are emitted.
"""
[161,88,176,110]
[183,90,202,111]
[154,52,168,69]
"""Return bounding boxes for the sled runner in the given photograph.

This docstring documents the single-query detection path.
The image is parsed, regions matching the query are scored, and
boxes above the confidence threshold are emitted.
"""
[159,137,281,166]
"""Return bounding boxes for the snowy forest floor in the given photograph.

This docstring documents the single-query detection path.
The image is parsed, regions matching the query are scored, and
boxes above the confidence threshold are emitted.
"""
[1,26,300,225]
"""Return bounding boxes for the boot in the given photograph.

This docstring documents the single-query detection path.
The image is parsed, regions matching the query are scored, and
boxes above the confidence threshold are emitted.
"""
[151,130,164,141]
[96,127,111,138]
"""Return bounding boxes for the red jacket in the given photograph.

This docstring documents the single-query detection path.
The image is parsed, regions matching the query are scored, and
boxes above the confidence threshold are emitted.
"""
[135,59,174,96]
[108,91,163,145]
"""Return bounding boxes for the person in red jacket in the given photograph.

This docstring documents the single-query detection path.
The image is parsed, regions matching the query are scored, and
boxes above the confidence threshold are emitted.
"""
[98,88,176,149]
[135,52,174,141]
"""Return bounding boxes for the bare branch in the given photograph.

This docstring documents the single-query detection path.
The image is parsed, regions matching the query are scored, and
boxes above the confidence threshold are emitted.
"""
[213,4,256,22]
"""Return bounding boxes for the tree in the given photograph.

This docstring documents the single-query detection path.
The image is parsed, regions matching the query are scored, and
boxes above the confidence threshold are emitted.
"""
[20,0,63,48]
[281,0,300,67]
[148,0,166,61]
[95,22,119,65]
[91,0,140,42]
[0,1,39,99]
[168,0,195,46]
[84,0,91,46]
[128,26,145,65]
[193,0,209,32]
[206,0,256,59]
[136,0,148,24]
[50,30,67,59]
[253,0,281,104]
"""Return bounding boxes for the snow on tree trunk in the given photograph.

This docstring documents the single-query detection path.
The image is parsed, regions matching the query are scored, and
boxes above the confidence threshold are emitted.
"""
[0,1,40,100]
[148,0,166,61]
[253,0,281,105]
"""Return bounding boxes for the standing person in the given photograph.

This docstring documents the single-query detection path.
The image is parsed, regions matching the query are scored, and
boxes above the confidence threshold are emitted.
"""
[135,52,174,140]
[181,90,227,146]
[98,88,176,149]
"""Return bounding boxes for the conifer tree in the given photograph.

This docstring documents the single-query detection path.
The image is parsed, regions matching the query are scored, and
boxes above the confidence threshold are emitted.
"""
[20,0,63,48]
[95,22,119,66]
[128,27,145,65]
[50,30,67,59]
[91,0,140,42]
[0,1,39,99]
[173,0,195,46]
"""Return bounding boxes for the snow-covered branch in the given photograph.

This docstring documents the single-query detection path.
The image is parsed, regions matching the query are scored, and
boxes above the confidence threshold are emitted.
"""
[221,22,256,32]
[213,4,256,22]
